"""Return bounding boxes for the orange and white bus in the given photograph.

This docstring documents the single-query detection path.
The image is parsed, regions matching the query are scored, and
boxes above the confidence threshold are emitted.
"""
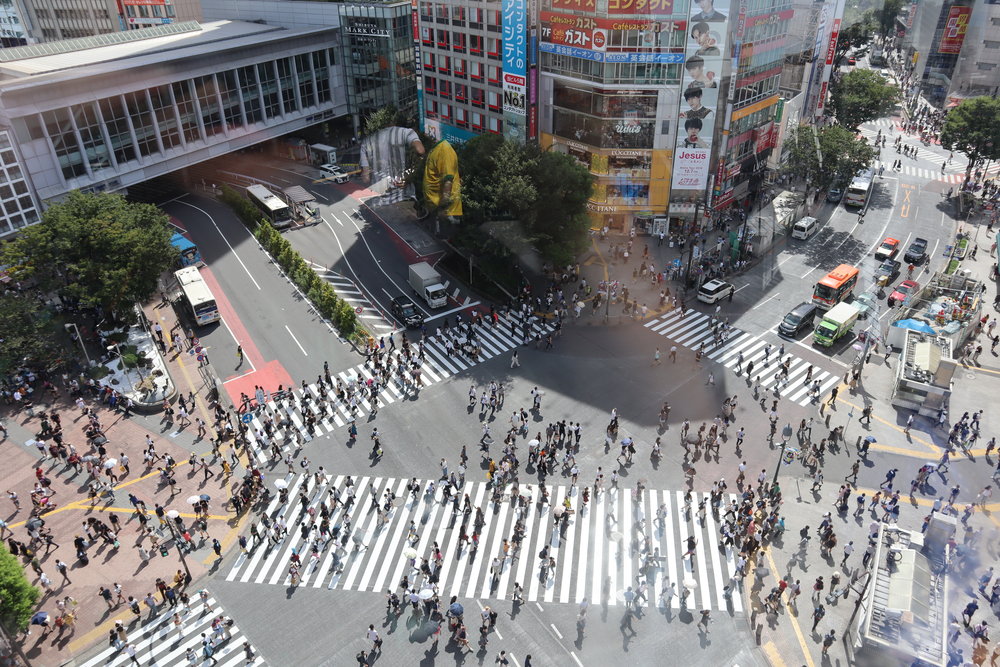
[812,264,859,309]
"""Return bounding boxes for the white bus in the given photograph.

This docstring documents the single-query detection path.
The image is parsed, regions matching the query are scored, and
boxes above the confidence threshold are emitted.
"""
[174,266,220,326]
[246,184,293,229]
[844,168,875,209]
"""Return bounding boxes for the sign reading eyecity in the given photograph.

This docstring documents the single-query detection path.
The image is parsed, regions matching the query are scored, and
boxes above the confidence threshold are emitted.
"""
[552,0,674,14]
[672,0,730,190]
[502,0,528,142]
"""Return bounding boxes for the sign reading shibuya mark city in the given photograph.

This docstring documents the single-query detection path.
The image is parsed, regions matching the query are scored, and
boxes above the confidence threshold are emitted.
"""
[551,0,674,14]
[502,0,527,141]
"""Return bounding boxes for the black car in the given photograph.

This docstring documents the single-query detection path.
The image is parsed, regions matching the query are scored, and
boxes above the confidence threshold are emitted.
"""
[778,302,819,338]
[390,296,423,327]
[876,259,901,283]
[904,237,928,265]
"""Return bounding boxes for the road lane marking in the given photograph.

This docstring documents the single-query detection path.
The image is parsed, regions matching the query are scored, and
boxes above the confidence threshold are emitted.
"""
[285,325,308,356]
[175,199,260,290]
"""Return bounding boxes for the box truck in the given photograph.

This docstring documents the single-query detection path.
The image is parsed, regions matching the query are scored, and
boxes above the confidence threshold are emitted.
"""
[408,262,448,308]
[813,302,861,347]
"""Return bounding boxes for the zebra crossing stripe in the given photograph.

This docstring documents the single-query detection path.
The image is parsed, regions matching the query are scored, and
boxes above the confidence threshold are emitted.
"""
[74,597,263,667]
[226,474,744,611]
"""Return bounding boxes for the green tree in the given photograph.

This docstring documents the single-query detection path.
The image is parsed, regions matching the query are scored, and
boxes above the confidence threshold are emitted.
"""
[525,151,594,265]
[876,0,905,34]
[829,68,898,129]
[782,124,878,192]
[0,545,39,634]
[0,292,63,374]
[1,191,175,314]
[939,96,1000,180]
[835,10,877,63]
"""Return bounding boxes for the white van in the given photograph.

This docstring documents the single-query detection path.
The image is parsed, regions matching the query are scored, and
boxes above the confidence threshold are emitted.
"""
[792,216,819,240]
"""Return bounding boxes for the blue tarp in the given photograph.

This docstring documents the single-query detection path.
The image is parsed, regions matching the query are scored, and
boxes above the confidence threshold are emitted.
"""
[893,319,936,334]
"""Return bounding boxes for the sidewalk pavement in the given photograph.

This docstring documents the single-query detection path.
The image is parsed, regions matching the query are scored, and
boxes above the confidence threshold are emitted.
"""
[0,302,252,666]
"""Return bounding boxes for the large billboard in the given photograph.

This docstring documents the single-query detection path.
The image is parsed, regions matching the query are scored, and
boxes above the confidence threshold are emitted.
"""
[502,0,528,143]
[539,12,687,61]
[938,6,970,54]
[551,0,674,13]
[672,0,729,190]
[814,0,846,118]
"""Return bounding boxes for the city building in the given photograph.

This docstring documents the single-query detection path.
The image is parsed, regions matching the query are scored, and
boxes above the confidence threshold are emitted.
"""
[0,0,31,47]
[899,0,976,106]
[536,0,691,234]
[14,0,201,42]
[0,20,346,237]
[711,0,794,215]
[201,0,418,134]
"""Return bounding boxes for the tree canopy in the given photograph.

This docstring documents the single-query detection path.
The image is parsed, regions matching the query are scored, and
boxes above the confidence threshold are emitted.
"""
[0,291,63,374]
[782,124,879,191]
[876,0,905,35]
[0,545,39,634]
[835,10,877,63]
[454,136,593,265]
[940,96,1000,179]
[1,191,176,314]
[829,68,898,129]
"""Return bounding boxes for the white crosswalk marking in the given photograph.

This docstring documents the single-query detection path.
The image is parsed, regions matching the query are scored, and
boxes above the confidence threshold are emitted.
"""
[74,596,264,667]
[644,309,841,406]
[226,474,744,611]
[237,312,554,461]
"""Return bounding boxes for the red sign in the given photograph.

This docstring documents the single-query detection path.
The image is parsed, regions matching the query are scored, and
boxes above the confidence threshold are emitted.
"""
[745,9,794,28]
[541,12,683,33]
[816,81,829,111]
[824,19,841,66]
[552,0,674,14]
[938,6,970,54]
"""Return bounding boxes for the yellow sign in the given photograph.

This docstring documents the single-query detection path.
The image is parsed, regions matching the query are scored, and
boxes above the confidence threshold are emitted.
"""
[731,95,779,122]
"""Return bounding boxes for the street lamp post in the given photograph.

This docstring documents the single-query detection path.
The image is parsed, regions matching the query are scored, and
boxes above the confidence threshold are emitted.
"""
[772,423,793,487]
[164,512,192,579]
[64,323,91,367]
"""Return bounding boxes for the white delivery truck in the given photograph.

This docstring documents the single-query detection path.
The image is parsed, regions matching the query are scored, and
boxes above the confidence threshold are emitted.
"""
[408,262,448,308]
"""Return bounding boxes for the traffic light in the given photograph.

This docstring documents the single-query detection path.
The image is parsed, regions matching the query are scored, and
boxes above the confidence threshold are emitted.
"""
[160,545,169,558]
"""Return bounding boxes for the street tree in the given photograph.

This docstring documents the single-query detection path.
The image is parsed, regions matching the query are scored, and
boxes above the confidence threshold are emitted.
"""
[0,544,39,634]
[1,191,176,314]
[0,291,63,374]
[939,96,1000,180]
[782,124,878,192]
[829,68,898,129]
[525,150,594,265]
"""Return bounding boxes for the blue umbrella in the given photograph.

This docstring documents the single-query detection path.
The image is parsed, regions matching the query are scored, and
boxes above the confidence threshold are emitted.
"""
[448,602,464,617]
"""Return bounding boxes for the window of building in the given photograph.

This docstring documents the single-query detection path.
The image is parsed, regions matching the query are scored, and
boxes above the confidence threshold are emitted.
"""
[295,53,315,109]
[426,99,438,118]
[172,80,201,143]
[193,75,223,137]
[425,76,437,95]
[455,83,467,102]
[472,112,483,129]
[487,37,501,59]
[470,7,483,28]
[420,1,433,21]
[73,102,110,170]
[277,57,297,114]
[453,31,466,51]
[440,80,451,98]
[454,57,466,77]
[98,96,136,165]
[424,52,435,70]
[470,61,484,80]
[456,107,468,126]
[439,55,450,73]
[440,103,451,119]
[470,34,483,54]
[488,116,502,134]
[436,3,448,21]
[452,6,465,25]
[488,9,501,32]
[124,91,158,156]
[237,65,263,125]
[43,107,86,180]
[488,90,501,111]
[472,88,485,108]
[488,65,500,84]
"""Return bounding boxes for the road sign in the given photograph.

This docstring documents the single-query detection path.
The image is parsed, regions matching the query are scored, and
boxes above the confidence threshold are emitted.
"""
[355,306,363,314]
[241,413,252,424]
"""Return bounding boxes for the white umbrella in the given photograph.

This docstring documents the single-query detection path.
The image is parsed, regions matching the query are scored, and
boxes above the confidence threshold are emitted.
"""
[683,576,698,590]
[274,479,289,490]
[402,547,418,559]
[418,588,435,600]
[103,458,118,468]
[529,439,540,447]
[186,495,201,505]
[166,509,180,519]
[24,439,38,448]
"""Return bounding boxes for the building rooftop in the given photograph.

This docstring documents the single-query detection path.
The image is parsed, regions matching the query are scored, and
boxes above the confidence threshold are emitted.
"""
[0,20,329,82]
[861,525,948,667]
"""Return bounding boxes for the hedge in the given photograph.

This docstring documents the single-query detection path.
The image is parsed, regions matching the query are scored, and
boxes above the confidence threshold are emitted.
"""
[251,220,363,340]
[217,187,365,341]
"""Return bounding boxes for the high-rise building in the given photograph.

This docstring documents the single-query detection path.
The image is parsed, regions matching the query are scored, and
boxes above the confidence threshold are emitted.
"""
[947,0,1000,99]
[712,0,794,214]
[537,0,693,235]
[0,0,31,46]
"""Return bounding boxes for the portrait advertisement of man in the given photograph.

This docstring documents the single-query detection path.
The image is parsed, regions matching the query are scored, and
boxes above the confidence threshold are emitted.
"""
[679,117,709,149]
[679,88,716,121]
[690,22,721,57]
[683,56,718,91]
[690,0,727,22]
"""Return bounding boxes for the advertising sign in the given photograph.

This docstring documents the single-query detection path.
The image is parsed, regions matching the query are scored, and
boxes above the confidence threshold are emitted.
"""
[503,0,528,142]
[412,0,424,131]
[938,6,970,54]
[813,0,846,118]
[551,0,674,14]
[540,41,683,63]
[672,0,729,190]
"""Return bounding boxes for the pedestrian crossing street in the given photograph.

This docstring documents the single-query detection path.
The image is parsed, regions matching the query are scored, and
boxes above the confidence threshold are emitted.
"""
[77,595,263,667]
[240,312,554,460]
[308,262,394,333]
[225,473,744,613]
[859,120,1000,184]
[644,309,842,406]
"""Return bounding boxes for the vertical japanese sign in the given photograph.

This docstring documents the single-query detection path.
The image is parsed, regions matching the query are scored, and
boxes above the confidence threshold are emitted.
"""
[672,0,730,190]
[503,0,528,143]
[412,0,424,131]
[814,0,846,118]
[938,6,970,54]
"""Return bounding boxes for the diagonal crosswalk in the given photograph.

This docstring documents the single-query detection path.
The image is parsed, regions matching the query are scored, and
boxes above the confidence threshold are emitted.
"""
[644,309,842,406]
[75,594,263,667]
[239,312,554,461]
[226,473,743,612]
[308,262,395,333]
